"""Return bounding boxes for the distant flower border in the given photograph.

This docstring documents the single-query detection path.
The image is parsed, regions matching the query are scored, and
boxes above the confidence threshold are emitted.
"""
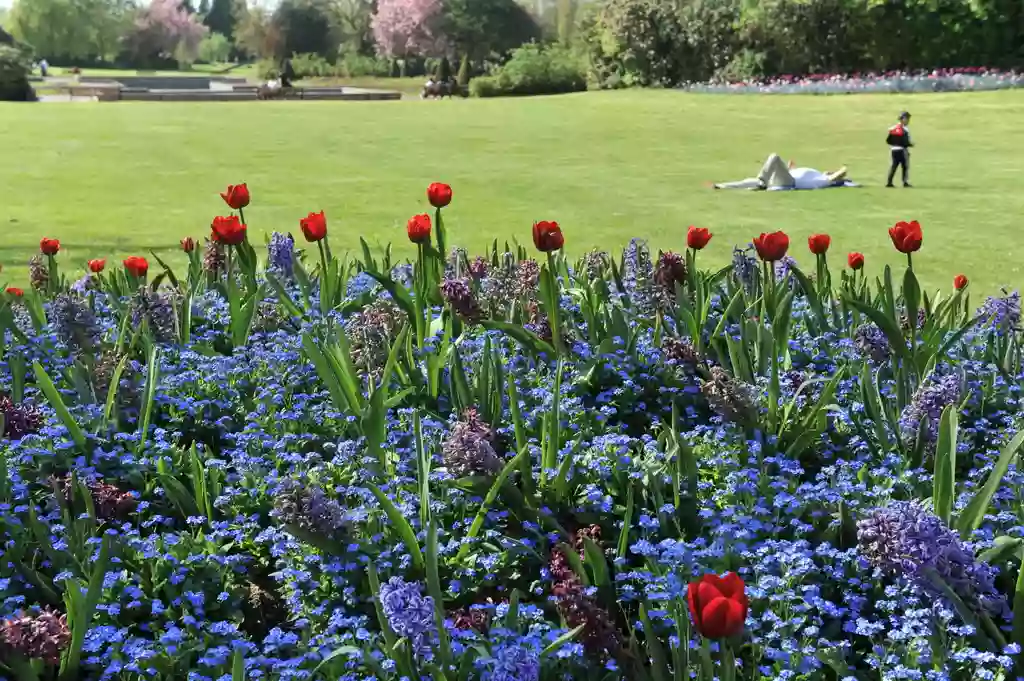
[681,68,1024,94]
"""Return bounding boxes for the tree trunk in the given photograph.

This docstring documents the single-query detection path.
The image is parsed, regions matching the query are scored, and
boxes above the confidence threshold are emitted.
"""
[557,0,577,44]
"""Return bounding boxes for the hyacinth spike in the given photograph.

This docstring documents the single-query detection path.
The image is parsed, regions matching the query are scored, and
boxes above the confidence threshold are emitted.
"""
[378,577,438,660]
[0,610,71,665]
[857,501,1005,616]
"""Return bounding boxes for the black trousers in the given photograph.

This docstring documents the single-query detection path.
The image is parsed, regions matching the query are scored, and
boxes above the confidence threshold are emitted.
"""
[887,148,910,185]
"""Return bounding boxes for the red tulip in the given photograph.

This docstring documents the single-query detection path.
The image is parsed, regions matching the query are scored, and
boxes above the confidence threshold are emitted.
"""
[123,256,148,278]
[427,182,453,209]
[532,221,564,253]
[954,274,968,290]
[752,231,790,262]
[687,572,749,640]
[889,220,923,254]
[847,252,865,270]
[407,214,432,244]
[211,215,247,246]
[40,238,60,256]
[299,211,328,242]
[5,287,23,297]
[220,183,250,210]
[687,226,713,250]
[181,237,196,253]
[88,259,106,273]
[807,233,831,255]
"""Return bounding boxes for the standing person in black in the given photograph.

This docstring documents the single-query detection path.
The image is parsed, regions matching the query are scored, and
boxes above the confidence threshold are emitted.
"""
[280,58,295,88]
[886,111,913,188]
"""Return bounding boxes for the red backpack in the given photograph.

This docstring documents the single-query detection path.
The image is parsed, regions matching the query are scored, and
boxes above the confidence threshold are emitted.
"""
[886,124,907,147]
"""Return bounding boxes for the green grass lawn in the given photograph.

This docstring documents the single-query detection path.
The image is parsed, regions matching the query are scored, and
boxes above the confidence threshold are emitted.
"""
[2,90,1023,294]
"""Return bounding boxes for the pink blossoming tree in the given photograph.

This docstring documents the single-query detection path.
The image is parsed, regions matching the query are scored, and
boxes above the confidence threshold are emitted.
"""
[371,0,448,59]
[125,0,208,63]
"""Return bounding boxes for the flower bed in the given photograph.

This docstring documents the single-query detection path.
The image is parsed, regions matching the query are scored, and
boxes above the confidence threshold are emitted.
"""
[1,185,1023,681]
[682,67,1024,94]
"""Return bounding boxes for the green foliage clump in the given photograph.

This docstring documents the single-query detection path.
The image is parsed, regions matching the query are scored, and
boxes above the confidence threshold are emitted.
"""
[581,0,1024,86]
[272,0,336,60]
[0,44,36,101]
[582,0,687,88]
[442,0,542,62]
[725,0,873,79]
[197,32,232,64]
[257,51,392,80]
[469,43,585,97]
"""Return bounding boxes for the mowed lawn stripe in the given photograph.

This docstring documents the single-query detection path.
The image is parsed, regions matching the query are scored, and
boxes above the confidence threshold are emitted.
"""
[2,90,1023,292]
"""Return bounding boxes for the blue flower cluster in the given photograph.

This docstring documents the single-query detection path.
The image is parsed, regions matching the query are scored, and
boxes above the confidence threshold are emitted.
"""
[2,227,1023,681]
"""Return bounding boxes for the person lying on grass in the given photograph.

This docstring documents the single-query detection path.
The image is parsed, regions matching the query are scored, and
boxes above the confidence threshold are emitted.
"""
[714,154,849,190]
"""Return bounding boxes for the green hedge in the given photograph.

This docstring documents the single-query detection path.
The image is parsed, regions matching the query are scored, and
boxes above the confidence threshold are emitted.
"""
[581,0,1024,87]
[257,52,394,80]
[470,43,586,97]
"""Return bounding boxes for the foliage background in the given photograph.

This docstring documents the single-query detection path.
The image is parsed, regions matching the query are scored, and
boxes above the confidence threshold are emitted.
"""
[582,0,1024,87]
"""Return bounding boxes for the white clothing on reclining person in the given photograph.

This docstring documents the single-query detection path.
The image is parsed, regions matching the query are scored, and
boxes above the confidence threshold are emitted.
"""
[758,153,795,189]
[716,156,843,191]
[715,153,793,190]
[789,167,833,190]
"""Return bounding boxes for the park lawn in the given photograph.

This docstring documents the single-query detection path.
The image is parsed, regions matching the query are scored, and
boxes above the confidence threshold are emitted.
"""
[2,89,1024,294]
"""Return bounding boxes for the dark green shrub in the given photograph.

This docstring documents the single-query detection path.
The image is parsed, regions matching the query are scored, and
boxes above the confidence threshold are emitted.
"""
[734,0,873,77]
[258,58,280,80]
[272,0,336,60]
[716,48,769,82]
[861,0,988,70]
[469,43,585,97]
[337,52,392,78]
[0,45,36,101]
[575,0,1024,85]
[437,55,452,81]
[676,0,741,82]
[288,52,337,77]
[468,73,502,97]
[582,0,686,89]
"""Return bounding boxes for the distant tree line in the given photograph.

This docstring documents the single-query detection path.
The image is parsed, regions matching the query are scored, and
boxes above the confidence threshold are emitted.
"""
[5,0,1017,86]
[0,0,566,78]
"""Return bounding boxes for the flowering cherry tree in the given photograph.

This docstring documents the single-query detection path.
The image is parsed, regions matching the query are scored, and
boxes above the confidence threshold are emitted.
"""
[126,0,208,62]
[371,0,448,59]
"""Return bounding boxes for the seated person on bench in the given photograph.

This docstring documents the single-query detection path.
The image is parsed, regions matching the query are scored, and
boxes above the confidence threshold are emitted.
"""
[714,154,848,190]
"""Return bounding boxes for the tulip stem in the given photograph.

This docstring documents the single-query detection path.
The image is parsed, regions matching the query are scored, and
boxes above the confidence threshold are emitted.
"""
[699,638,714,681]
[546,251,564,355]
[415,242,426,341]
[415,243,424,297]
[761,261,772,318]
[720,642,737,681]
[47,254,57,297]
[317,241,330,309]
[816,253,829,300]
[435,207,446,257]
